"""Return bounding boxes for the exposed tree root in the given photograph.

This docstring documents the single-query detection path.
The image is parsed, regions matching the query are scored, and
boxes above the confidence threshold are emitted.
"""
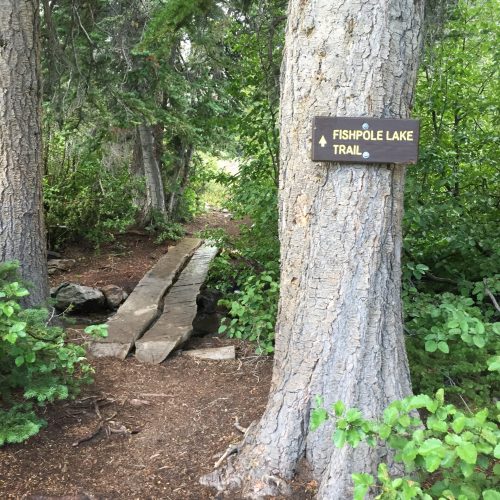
[200,422,293,499]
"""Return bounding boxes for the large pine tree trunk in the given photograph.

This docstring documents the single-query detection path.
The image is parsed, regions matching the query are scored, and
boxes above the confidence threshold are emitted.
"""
[0,0,48,306]
[201,0,424,498]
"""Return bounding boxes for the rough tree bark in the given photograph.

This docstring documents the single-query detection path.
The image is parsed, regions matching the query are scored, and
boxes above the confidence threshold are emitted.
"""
[0,0,48,306]
[137,123,167,220]
[201,0,424,498]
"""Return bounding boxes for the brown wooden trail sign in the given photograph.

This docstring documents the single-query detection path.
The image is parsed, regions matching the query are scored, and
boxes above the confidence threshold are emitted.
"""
[312,117,420,164]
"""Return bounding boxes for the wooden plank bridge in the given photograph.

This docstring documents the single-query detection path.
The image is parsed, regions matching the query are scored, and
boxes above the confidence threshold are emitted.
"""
[89,238,218,363]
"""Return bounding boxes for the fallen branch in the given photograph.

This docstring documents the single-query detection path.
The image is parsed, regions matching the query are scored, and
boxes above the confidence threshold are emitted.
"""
[484,279,500,313]
[426,273,458,286]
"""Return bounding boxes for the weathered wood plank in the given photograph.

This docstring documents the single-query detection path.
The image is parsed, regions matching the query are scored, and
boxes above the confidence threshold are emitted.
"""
[184,346,235,361]
[89,238,202,359]
[135,245,218,364]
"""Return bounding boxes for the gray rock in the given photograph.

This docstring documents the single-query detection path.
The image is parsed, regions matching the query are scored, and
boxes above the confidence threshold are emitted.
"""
[50,282,69,297]
[47,259,76,275]
[101,284,128,310]
[53,283,106,313]
[47,250,62,259]
[196,288,222,314]
[192,312,223,336]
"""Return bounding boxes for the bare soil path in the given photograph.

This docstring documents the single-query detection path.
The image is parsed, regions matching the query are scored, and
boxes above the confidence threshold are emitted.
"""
[0,212,314,499]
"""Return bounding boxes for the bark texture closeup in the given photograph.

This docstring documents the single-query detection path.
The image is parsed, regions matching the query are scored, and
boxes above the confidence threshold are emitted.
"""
[0,0,48,306]
[201,0,424,498]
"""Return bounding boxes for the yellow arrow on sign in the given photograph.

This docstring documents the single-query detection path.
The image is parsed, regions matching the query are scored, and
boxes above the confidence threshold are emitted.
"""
[319,135,327,147]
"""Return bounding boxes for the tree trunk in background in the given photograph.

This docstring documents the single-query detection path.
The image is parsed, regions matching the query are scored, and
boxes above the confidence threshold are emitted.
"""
[202,0,424,498]
[130,130,148,225]
[137,123,167,221]
[0,0,48,306]
[167,137,193,216]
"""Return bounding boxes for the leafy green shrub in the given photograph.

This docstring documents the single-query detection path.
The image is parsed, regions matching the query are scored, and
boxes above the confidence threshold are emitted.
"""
[0,262,103,445]
[404,280,500,409]
[218,268,278,354]
[406,0,499,282]
[205,247,244,294]
[202,165,280,355]
[144,210,186,244]
[154,222,185,244]
[311,389,500,499]
[44,133,140,247]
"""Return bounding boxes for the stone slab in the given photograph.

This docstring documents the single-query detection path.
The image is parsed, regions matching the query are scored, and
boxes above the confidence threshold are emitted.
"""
[135,245,218,364]
[184,346,235,361]
[89,238,202,359]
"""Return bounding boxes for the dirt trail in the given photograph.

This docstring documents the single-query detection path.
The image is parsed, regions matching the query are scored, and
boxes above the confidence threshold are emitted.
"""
[1,339,274,499]
[0,212,313,499]
[0,212,316,500]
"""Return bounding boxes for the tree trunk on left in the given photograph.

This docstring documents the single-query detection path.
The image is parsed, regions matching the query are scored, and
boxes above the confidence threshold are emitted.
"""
[0,0,48,306]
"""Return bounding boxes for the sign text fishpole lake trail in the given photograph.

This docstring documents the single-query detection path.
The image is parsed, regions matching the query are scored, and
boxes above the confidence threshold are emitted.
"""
[312,117,420,164]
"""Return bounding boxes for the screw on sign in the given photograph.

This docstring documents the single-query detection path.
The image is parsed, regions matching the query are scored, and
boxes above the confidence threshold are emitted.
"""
[312,116,420,164]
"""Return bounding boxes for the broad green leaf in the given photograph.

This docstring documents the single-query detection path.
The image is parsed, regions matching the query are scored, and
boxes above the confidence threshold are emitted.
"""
[333,429,346,448]
[483,491,500,500]
[379,424,392,439]
[457,442,477,464]
[333,400,345,417]
[4,331,17,344]
[310,408,328,431]
[435,388,444,405]
[392,477,403,488]
[480,428,496,445]
[475,408,488,424]
[398,414,411,427]
[346,428,362,448]
[425,340,438,352]
[408,394,433,410]
[460,461,475,478]
[437,341,450,353]
[3,305,14,317]
[473,335,486,348]
[345,408,362,423]
[383,407,399,426]
[9,321,26,333]
[487,356,500,372]
[441,450,457,468]
[452,416,466,434]
[428,416,448,432]
[424,454,442,472]
[459,484,481,500]
[418,438,443,456]
[401,442,418,464]
[352,473,374,500]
